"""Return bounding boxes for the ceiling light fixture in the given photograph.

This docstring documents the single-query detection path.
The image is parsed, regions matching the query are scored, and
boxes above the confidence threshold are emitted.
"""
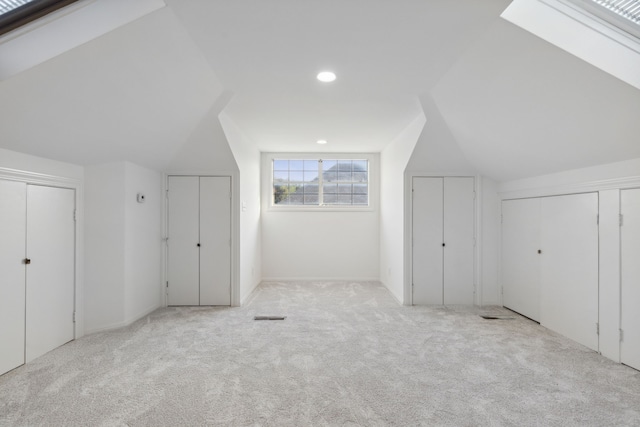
[317,139,328,145]
[316,71,336,82]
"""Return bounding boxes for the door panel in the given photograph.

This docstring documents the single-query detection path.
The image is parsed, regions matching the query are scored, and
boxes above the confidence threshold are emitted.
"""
[199,177,231,306]
[539,193,599,351]
[502,198,541,321]
[621,188,640,370]
[167,176,200,306]
[412,177,444,304]
[0,180,27,375]
[25,185,75,362]
[443,177,475,305]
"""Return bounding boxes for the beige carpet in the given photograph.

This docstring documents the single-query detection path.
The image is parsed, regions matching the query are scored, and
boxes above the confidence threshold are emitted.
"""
[1,281,639,426]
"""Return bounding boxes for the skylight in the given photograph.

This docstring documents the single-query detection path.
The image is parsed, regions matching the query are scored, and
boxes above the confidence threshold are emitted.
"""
[0,0,78,36]
[572,0,640,38]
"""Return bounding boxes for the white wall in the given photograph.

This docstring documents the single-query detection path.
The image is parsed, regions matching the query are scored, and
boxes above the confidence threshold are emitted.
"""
[379,114,425,302]
[219,112,262,303]
[124,162,162,324]
[85,161,162,333]
[480,177,501,305]
[261,153,380,281]
[85,162,126,332]
[498,156,640,363]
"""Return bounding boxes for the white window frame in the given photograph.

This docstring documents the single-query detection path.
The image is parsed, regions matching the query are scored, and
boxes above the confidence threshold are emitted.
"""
[262,152,378,212]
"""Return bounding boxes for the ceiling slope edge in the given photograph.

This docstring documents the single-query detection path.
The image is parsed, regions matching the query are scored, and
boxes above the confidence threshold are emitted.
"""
[502,0,640,91]
[0,0,165,80]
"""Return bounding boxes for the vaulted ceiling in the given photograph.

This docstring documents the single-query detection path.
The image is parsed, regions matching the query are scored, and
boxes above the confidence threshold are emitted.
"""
[0,0,638,181]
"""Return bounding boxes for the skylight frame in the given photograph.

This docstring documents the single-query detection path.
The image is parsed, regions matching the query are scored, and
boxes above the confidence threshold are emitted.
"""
[567,0,640,38]
[0,0,79,36]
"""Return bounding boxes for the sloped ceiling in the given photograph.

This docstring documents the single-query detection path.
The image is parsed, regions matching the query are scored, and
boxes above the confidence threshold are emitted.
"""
[0,0,639,181]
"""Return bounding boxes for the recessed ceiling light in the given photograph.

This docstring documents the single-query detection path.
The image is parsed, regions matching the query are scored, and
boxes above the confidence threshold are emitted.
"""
[317,139,328,145]
[317,71,336,82]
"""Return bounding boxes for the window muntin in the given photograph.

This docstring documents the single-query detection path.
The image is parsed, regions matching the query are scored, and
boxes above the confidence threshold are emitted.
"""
[273,158,369,207]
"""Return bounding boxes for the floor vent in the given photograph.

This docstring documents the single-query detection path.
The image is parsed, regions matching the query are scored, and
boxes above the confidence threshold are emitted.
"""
[254,316,287,320]
[480,315,515,320]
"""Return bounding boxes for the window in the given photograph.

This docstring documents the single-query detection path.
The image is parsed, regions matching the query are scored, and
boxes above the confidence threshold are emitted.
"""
[0,0,78,36]
[272,158,369,207]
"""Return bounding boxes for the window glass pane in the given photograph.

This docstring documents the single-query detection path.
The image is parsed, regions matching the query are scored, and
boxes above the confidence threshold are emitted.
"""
[353,195,368,205]
[304,194,319,204]
[289,194,304,204]
[323,194,337,204]
[303,183,319,194]
[273,160,289,171]
[337,194,352,204]
[338,184,352,194]
[322,160,337,171]
[289,160,304,170]
[323,183,338,194]
[353,171,367,182]
[274,184,294,205]
[353,184,367,194]
[323,170,338,182]
[303,170,319,182]
[289,171,304,182]
[304,160,317,171]
[273,171,288,182]
[353,160,368,171]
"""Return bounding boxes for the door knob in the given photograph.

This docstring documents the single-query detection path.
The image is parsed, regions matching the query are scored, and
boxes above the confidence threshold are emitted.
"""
[197,243,201,247]
[23,258,31,265]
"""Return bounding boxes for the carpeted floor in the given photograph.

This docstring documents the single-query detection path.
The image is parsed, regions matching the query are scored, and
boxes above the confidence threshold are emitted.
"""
[1,281,639,426]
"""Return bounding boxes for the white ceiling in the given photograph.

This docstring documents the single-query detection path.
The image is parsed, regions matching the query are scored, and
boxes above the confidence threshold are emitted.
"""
[0,0,638,180]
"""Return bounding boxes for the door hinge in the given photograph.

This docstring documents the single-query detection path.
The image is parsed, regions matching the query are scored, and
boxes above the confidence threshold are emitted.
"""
[620,214,624,227]
[501,286,504,296]
[620,329,624,342]
[596,322,599,335]
[501,214,503,224]
[73,209,77,221]
[73,312,76,323]
[166,281,169,288]
[596,214,599,225]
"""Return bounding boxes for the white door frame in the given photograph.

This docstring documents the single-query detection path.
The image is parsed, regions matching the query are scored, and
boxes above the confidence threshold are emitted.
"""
[0,167,83,339]
[162,172,240,307]
[405,173,480,306]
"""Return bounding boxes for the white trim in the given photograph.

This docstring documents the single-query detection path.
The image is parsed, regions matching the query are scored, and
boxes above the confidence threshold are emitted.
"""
[499,176,640,200]
[262,152,378,213]
[162,172,241,308]
[0,166,84,339]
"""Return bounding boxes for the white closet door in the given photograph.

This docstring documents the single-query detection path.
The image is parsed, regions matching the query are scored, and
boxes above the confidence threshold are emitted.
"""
[25,185,75,363]
[199,177,231,305]
[539,193,599,351]
[443,177,475,305]
[0,180,27,375]
[621,188,640,370]
[502,198,541,321]
[412,177,444,304]
[168,176,200,306]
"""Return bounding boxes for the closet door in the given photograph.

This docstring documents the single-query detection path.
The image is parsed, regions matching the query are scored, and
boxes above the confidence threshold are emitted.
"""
[0,180,27,375]
[412,177,444,304]
[539,193,599,351]
[199,177,231,305]
[167,176,200,306]
[25,185,75,363]
[501,198,541,321]
[443,177,475,304]
[621,189,640,370]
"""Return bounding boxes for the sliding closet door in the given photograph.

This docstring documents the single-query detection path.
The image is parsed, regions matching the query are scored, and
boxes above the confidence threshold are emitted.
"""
[539,193,599,351]
[167,176,200,306]
[621,188,640,370]
[0,180,27,375]
[199,177,231,306]
[501,198,541,321]
[443,177,475,305]
[25,185,75,363]
[412,177,444,304]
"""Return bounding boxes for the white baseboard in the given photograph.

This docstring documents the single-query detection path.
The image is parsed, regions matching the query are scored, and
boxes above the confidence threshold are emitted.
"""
[261,277,380,282]
[84,303,160,335]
